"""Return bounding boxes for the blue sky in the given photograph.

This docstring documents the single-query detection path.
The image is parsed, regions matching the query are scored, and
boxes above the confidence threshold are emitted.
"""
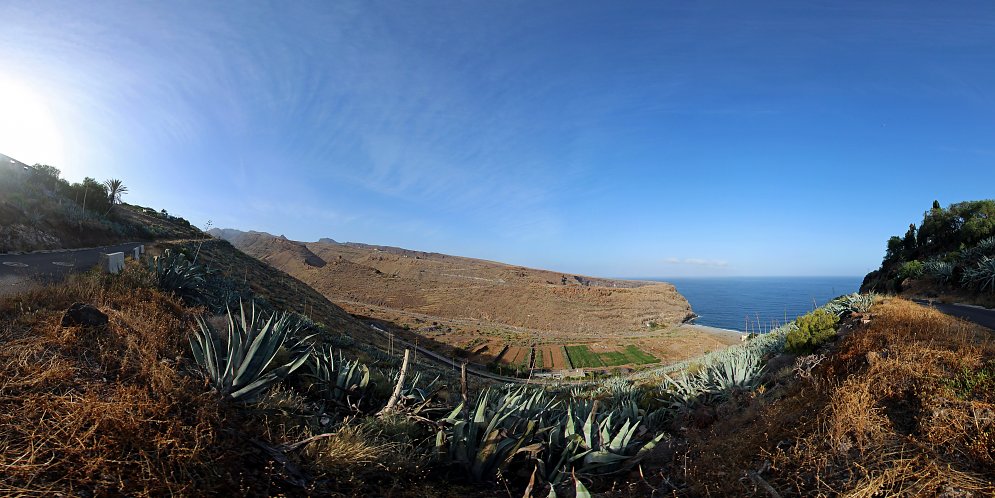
[2,1,994,277]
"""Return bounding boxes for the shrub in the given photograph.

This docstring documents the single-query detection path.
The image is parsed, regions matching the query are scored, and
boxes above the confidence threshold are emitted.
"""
[898,260,924,280]
[785,309,839,354]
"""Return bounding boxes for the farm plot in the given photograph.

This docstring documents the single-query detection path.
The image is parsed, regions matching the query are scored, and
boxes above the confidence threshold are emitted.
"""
[598,351,630,367]
[597,345,659,366]
[621,345,658,364]
[539,346,567,369]
[565,345,605,368]
[501,346,529,368]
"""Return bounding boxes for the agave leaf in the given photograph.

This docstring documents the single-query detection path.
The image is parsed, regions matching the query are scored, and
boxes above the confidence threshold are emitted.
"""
[573,472,591,498]
[608,419,631,452]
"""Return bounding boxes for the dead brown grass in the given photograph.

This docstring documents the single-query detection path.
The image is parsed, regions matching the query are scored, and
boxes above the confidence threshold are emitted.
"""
[0,268,272,496]
[677,298,995,496]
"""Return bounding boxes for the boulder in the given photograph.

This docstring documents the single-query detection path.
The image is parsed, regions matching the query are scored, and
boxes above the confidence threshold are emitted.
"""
[61,302,108,328]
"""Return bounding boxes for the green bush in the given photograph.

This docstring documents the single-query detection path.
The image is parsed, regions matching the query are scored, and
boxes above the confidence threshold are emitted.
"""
[898,260,924,280]
[785,309,839,354]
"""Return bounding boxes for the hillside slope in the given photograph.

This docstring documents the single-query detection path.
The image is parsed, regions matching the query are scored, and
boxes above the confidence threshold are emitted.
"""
[210,228,694,337]
[0,154,203,252]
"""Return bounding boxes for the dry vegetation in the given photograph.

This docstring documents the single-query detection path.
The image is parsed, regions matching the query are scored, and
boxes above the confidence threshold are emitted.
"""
[0,269,255,495]
[665,298,995,496]
[0,265,468,497]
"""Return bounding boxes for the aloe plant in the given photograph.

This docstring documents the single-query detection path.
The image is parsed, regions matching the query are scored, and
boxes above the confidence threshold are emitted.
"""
[824,292,876,318]
[189,301,313,401]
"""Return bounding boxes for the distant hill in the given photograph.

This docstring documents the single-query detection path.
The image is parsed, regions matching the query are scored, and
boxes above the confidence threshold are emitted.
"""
[213,227,694,332]
[0,153,204,253]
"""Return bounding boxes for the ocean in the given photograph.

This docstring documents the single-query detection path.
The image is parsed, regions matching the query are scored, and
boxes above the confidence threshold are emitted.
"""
[650,276,864,333]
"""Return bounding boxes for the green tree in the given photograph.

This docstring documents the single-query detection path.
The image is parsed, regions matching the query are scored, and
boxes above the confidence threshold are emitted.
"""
[884,236,904,265]
[67,177,111,215]
[29,164,66,191]
[954,200,995,246]
[903,223,918,256]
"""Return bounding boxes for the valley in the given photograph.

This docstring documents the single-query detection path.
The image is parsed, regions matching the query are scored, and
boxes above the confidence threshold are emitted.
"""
[210,228,742,375]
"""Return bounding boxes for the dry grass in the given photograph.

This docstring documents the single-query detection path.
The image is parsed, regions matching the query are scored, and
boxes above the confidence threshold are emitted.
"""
[675,298,995,496]
[0,268,274,496]
[0,265,473,497]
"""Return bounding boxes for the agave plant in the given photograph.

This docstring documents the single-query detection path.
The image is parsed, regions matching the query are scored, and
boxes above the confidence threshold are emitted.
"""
[824,293,876,318]
[305,344,370,409]
[149,249,207,305]
[376,367,441,409]
[189,301,313,401]
[538,398,665,485]
[962,256,995,293]
[436,387,557,481]
[960,236,995,265]
[922,260,955,284]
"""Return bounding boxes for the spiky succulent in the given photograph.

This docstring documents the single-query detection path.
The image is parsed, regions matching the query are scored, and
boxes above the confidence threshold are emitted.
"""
[923,260,955,284]
[305,344,370,408]
[189,301,313,401]
[962,256,995,293]
[149,248,207,305]
[538,398,665,486]
[436,387,557,481]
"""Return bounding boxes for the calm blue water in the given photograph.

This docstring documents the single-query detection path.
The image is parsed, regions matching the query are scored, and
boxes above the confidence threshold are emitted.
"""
[648,277,863,332]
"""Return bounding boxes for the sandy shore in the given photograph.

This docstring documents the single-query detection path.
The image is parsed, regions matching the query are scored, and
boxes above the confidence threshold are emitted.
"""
[677,323,745,343]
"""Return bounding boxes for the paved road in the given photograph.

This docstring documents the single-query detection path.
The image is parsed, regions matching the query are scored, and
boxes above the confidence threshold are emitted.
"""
[0,243,145,287]
[913,299,995,330]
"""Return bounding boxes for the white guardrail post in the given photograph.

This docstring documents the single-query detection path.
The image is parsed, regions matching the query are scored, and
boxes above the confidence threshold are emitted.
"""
[100,252,125,274]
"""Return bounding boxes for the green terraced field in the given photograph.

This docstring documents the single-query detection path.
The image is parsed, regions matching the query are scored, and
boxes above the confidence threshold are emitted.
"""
[622,345,659,364]
[565,345,605,368]
[598,351,630,366]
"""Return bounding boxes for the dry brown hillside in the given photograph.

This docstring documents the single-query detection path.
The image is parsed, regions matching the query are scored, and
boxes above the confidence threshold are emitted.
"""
[209,228,736,373]
[212,229,693,334]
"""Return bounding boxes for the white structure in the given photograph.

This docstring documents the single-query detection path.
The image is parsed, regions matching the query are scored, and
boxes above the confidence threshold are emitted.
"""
[133,247,141,260]
[101,252,125,274]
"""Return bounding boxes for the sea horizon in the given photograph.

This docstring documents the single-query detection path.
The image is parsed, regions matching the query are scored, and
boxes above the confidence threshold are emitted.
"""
[639,275,863,332]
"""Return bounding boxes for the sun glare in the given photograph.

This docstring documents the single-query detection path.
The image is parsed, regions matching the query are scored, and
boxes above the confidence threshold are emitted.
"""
[0,77,66,169]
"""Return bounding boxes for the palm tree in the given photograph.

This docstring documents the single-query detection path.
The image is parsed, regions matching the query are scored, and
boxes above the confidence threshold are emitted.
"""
[104,178,128,205]
[103,179,128,215]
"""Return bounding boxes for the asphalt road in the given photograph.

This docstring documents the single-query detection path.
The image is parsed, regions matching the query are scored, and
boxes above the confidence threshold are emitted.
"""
[0,243,145,285]
[913,299,995,330]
